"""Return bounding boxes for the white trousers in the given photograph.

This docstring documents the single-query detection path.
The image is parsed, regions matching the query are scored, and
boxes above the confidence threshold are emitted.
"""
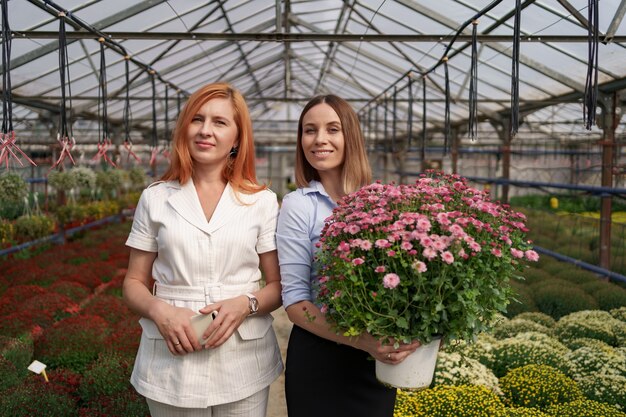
[146,387,270,417]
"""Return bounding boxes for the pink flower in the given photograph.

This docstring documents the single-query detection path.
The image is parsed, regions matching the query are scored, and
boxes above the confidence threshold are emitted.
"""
[375,265,386,273]
[375,239,391,249]
[383,273,400,289]
[338,241,350,252]
[345,224,361,234]
[423,247,437,260]
[401,241,413,250]
[352,257,365,266]
[441,251,454,264]
[320,304,328,313]
[387,250,396,257]
[511,248,524,258]
[491,248,502,257]
[524,250,539,262]
[359,240,373,250]
[412,260,427,273]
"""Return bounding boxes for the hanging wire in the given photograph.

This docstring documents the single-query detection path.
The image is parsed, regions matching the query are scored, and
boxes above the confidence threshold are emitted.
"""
[583,0,599,130]
[468,20,479,140]
[149,70,159,168]
[1,0,11,136]
[51,12,76,169]
[161,84,171,159]
[93,38,116,167]
[0,0,35,168]
[421,77,426,164]
[392,86,397,153]
[123,55,140,163]
[510,0,521,135]
[443,56,450,155]
[407,74,413,149]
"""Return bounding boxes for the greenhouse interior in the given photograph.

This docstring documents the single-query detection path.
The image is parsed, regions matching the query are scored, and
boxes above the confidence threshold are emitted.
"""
[1,0,626,416]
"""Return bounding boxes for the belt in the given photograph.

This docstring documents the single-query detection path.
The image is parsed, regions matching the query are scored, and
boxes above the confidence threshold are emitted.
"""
[153,281,259,304]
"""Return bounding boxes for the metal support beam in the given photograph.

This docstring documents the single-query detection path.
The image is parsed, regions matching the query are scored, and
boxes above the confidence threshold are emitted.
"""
[9,0,167,71]
[12,31,625,43]
[606,0,626,42]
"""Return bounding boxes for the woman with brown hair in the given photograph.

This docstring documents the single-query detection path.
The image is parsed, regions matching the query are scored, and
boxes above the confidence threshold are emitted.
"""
[276,94,419,417]
[123,82,283,417]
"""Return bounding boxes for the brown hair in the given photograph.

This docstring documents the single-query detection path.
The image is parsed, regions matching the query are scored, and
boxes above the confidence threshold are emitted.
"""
[294,95,372,193]
[161,82,263,194]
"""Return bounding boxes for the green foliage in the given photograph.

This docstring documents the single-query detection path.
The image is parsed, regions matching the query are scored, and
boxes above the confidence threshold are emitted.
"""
[499,364,583,409]
[0,336,33,390]
[577,374,626,411]
[79,389,149,417]
[564,345,626,379]
[553,268,598,285]
[592,286,626,310]
[520,268,553,286]
[511,194,626,213]
[69,166,96,191]
[0,219,15,246]
[506,282,537,318]
[452,333,498,370]
[553,310,624,346]
[544,399,626,417]
[394,385,506,417]
[562,337,614,351]
[0,172,28,203]
[47,171,77,192]
[533,283,598,320]
[0,376,78,417]
[13,214,55,242]
[513,312,556,328]
[49,281,90,302]
[35,315,110,373]
[78,353,133,402]
[505,408,551,417]
[127,167,148,190]
[490,334,568,378]
[492,319,550,339]
[611,306,626,322]
[96,169,124,198]
[433,351,500,394]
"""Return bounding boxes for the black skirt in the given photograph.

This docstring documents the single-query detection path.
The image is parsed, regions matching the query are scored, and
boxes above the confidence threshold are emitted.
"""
[285,325,396,417]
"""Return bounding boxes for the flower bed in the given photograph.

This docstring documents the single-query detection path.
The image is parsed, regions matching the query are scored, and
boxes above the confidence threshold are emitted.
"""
[0,209,625,416]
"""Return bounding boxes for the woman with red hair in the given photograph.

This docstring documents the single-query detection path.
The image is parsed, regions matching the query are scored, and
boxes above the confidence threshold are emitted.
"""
[123,82,283,417]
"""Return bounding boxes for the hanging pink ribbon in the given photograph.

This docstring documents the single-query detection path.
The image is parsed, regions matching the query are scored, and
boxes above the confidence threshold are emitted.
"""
[92,138,117,167]
[149,146,159,166]
[51,134,76,169]
[124,140,141,163]
[0,131,37,168]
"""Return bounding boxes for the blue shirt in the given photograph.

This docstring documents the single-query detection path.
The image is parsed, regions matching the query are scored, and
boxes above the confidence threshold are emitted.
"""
[276,180,336,308]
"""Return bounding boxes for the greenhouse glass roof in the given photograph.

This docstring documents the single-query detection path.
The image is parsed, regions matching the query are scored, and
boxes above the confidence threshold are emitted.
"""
[4,0,626,148]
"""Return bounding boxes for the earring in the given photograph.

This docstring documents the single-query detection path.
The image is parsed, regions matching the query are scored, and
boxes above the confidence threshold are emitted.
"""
[229,146,238,157]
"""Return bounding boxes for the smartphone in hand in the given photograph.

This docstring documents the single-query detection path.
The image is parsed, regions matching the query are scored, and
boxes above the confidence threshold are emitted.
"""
[190,312,216,344]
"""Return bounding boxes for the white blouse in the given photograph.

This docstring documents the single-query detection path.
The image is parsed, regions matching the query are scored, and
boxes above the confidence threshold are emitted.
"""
[126,179,283,408]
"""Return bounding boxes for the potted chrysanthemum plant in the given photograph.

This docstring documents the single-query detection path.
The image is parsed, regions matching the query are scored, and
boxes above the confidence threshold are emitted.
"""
[315,171,538,389]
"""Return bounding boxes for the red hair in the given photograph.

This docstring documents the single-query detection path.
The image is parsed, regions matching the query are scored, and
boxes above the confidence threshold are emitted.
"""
[161,82,264,194]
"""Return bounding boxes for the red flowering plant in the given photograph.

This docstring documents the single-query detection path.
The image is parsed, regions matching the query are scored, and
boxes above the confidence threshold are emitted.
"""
[315,171,538,346]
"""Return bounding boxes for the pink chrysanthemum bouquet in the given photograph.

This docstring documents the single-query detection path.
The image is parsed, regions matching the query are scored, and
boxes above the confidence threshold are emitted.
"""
[315,171,538,345]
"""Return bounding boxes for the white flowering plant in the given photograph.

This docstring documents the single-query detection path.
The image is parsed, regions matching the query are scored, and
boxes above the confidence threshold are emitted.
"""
[315,171,539,346]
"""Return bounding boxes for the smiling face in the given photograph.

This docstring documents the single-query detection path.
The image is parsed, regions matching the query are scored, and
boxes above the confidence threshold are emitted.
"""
[301,102,345,181]
[187,97,239,170]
